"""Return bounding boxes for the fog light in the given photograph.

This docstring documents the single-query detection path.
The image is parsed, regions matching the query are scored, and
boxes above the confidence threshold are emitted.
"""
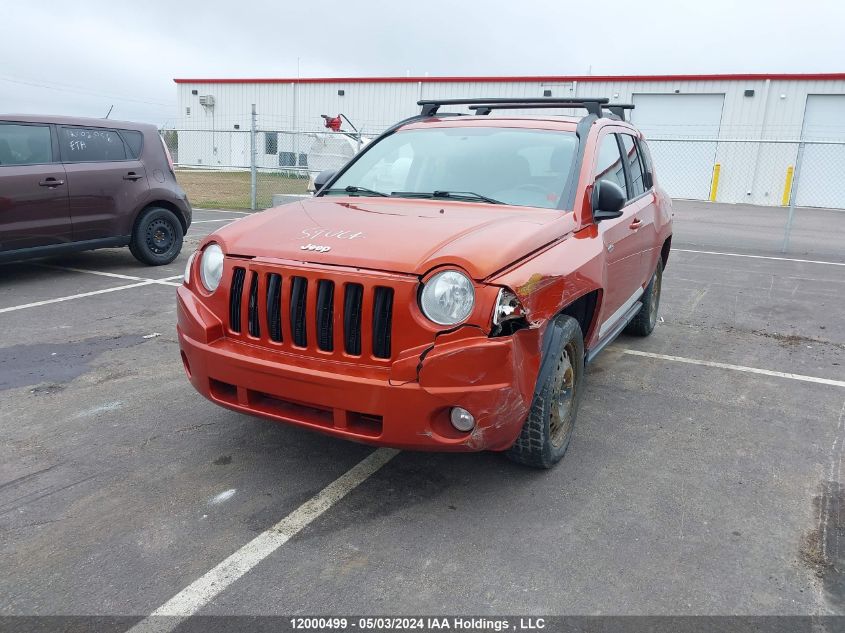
[450,407,475,432]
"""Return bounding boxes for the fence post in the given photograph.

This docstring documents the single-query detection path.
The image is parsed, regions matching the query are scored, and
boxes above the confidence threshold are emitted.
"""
[250,104,257,211]
[781,140,805,253]
[709,163,721,202]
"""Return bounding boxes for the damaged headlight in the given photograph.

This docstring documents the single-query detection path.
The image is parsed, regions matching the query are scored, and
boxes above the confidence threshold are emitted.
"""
[200,243,224,292]
[492,288,526,326]
[419,270,475,325]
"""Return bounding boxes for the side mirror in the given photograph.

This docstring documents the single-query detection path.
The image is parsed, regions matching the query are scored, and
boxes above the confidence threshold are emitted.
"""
[313,169,337,192]
[592,180,626,221]
[642,171,654,190]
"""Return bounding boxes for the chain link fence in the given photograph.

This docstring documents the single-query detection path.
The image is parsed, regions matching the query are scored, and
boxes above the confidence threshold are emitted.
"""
[160,122,845,257]
[647,138,845,210]
[162,128,845,212]
[160,126,364,210]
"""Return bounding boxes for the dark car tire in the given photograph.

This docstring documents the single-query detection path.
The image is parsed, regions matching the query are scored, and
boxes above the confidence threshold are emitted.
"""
[625,258,664,337]
[130,207,184,266]
[507,315,585,469]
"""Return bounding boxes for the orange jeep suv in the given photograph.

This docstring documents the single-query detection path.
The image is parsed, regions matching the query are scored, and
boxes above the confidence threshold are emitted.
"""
[177,98,673,468]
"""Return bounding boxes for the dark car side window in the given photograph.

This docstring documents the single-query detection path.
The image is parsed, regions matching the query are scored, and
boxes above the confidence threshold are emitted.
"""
[59,126,127,163]
[118,129,144,159]
[620,134,646,198]
[594,133,627,198]
[0,123,53,166]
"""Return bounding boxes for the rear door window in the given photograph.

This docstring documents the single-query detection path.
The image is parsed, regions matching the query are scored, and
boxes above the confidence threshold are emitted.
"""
[594,133,627,197]
[59,126,127,162]
[118,129,144,159]
[620,134,646,198]
[637,138,654,188]
[0,123,53,165]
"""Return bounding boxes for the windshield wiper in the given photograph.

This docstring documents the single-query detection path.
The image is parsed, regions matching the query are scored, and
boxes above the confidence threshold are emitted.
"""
[322,185,387,197]
[391,190,504,205]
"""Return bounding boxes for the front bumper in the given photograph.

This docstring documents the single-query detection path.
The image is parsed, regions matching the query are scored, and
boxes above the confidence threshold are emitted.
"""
[177,286,541,451]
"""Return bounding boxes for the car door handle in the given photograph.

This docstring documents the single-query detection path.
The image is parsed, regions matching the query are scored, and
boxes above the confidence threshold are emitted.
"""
[123,173,144,181]
[39,178,65,187]
[629,218,642,229]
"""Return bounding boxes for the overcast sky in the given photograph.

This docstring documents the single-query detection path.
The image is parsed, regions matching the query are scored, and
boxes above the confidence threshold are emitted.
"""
[2,0,843,125]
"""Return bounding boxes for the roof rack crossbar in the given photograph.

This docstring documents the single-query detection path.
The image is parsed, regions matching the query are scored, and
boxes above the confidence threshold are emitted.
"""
[418,97,610,117]
[605,103,635,121]
[469,102,607,116]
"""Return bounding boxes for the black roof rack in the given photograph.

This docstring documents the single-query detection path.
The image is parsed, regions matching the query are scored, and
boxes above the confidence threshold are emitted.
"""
[605,104,635,121]
[417,97,610,118]
[417,97,636,120]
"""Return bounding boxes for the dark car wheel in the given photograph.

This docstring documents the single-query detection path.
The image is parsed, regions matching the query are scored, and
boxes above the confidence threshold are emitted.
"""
[130,207,184,266]
[625,258,663,337]
[507,315,584,469]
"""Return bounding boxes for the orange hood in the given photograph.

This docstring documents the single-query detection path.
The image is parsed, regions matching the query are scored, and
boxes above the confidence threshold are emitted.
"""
[211,196,577,280]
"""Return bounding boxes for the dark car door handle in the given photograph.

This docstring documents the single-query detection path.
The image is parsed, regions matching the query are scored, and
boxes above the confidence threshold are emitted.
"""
[123,173,144,181]
[629,218,642,229]
[38,178,65,187]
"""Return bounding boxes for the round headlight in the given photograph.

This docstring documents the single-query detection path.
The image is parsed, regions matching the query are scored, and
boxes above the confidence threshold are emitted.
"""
[200,243,224,292]
[420,270,475,325]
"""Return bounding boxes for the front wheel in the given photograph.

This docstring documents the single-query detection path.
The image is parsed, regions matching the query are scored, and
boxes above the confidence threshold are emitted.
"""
[130,207,184,266]
[507,315,584,469]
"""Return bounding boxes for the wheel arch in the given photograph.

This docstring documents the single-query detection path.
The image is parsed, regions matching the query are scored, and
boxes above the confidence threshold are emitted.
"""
[661,235,672,269]
[132,200,188,234]
[559,289,601,344]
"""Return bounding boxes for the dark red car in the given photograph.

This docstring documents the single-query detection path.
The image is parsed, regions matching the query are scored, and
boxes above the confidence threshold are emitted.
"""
[0,114,191,265]
[178,98,672,468]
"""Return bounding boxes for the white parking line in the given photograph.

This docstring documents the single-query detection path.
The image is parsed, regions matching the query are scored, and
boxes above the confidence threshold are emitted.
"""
[675,248,845,267]
[0,281,156,314]
[622,349,845,388]
[35,264,183,287]
[190,219,239,224]
[35,263,148,282]
[127,448,398,633]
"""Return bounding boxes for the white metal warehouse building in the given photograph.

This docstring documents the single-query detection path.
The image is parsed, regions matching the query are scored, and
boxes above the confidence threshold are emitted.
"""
[173,73,845,208]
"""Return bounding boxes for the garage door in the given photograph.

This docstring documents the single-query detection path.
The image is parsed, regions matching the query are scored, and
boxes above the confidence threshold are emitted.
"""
[631,93,725,200]
[794,95,845,209]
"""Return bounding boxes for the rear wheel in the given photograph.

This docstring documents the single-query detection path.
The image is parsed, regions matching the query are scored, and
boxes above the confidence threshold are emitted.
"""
[626,258,663,336]
[130,207,183,266]
[507,315,584,469]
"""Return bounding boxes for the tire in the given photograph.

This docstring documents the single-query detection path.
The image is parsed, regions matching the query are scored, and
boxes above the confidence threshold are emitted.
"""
[130,207,184,266]
[625,258,663,337]
[507,315,585,469]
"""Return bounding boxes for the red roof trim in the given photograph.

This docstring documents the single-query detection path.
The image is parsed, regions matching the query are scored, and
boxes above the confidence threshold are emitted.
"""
[173,73,845,84]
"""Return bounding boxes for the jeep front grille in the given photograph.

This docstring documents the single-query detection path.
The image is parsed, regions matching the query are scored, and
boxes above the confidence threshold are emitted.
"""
[226,263,396,360]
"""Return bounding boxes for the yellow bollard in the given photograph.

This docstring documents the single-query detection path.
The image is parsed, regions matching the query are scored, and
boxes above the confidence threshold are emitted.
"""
[709,163,721,202]
[782,165,795,206]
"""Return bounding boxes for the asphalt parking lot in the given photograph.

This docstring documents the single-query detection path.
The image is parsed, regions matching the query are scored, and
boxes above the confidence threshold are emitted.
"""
[2,202,845,626]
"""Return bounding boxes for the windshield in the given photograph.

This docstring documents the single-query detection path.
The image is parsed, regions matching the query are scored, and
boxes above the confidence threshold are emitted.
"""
[325,127,578,210]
